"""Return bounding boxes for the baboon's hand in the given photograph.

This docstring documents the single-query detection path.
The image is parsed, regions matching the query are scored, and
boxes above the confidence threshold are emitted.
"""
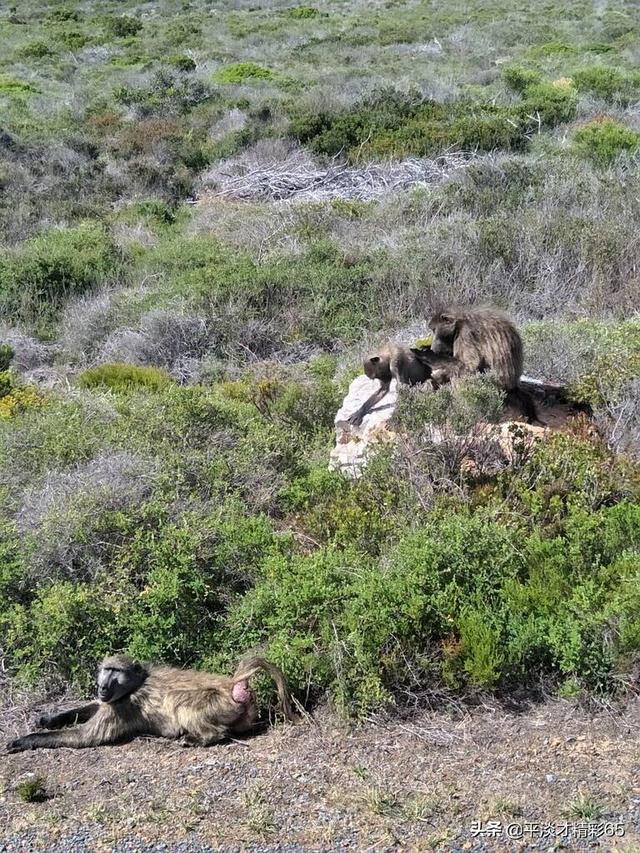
[6,737,31,753]
[347,411,363,427]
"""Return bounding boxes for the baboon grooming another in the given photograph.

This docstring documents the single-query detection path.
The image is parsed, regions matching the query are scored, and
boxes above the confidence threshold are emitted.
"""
[429,306,540,423]
[6,654,296,752]
[347,344,460,427]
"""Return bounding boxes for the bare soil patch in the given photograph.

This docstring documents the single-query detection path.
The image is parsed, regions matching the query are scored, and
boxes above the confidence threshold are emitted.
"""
[2,699,640,851]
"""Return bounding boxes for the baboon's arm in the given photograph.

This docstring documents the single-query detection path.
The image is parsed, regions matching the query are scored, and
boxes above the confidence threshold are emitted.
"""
[452,327,483,373]
[7,715,132,752]
[36,703,99,730]
[8,729,96,751]
[347,381,391,427]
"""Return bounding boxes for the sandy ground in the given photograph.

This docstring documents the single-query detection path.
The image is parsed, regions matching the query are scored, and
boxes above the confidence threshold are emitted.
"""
[2,698,640,852]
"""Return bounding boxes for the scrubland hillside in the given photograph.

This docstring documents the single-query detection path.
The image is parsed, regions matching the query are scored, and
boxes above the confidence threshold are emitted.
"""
[1,0,640,724]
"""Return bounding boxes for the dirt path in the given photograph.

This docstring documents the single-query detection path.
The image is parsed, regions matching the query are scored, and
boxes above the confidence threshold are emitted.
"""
[2,701,640,851]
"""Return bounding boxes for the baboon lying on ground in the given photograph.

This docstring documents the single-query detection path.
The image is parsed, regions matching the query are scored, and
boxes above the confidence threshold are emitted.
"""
[428,306,540,423]
[7,655,296,752]
[347,344,460,426]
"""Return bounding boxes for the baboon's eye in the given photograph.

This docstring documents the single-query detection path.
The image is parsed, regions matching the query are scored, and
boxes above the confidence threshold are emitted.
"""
[371,356,380,363]
[441,314,453,323]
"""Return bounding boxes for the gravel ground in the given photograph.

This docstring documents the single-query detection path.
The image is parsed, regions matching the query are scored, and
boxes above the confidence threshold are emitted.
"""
[2,700,640,852]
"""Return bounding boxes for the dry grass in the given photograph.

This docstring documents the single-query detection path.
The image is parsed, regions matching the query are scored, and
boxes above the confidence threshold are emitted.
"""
[201,140,471,202]
[16,451,159,582]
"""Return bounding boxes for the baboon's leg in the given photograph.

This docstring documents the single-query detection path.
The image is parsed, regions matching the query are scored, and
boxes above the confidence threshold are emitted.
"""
[36,703,99,730]
[348,381,391,426]
[507,388,544,426]
[190,725,231,747]
[430,367,453,388]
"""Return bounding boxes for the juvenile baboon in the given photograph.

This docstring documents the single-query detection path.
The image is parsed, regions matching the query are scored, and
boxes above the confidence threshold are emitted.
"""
[347,344,460,427]
[428,307,540,423]
[6,654,296,752]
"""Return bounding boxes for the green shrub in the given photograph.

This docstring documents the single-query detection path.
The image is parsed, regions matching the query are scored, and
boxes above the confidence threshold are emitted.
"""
[0,370,13,400]
[2,497,283,690]
[573,118,640,164]
[2,368,640,712]
[291,84,576,161]
[58,30,89,50]
[112,70,214,115]
[284,6,320,18]
[528,41,576,57]
[15,776,49,803]
[48,8,81,22]
[228,475,640,713]
[215,62,277,84]
[118,509,280,666]
[120,523,225,663]
[223,509,527,712]
[3,581,121,689]
[0,396,112,478]
[521,81,577,126]
[167,54,196,72]
[130,199,177,225]
[77,363,172,393]
[0,224,121,325]
[250,372,341,436]
[165,20,202,46]
[105,15,143,38]
[566,326,640,404]
[0,374,42,419]
[433,107,525,153]
[394,376,505,435]
[0,344,14,372]
[572,66,639,102]
[0,75,37,96]
[18,41,53,59]
[280,455,405,554]
[503,65,542,93]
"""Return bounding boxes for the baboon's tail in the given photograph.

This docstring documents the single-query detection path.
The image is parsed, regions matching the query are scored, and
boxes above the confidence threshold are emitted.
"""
[232,657,297,721]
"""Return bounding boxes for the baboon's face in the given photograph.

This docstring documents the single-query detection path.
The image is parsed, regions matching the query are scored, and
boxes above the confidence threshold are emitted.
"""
[97,657,144,703]
[429,313,457,356]
[363,355,381,380]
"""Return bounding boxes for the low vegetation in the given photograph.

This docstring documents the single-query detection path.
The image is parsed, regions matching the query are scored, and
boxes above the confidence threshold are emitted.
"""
[1,364,640,714]
[573,117,640,163]
[290,82,578,160]
[1,0,640,720]
[14,775,49,803]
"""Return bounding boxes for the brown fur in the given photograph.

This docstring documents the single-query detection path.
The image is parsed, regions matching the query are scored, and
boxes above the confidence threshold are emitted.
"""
[348,344,459,426]
[6,655,296,752]
[429,307,539,423]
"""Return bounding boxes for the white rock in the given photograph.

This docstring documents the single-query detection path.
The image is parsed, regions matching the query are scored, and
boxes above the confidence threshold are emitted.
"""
[329,375,399,478]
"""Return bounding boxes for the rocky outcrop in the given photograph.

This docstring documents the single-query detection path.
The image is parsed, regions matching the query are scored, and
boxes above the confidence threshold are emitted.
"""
[330,374,585,478]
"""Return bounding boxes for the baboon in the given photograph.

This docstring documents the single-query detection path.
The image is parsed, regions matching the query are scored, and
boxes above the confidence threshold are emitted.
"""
[347,344,460,427]
[428,307,540,423]
[6,654,296,753]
